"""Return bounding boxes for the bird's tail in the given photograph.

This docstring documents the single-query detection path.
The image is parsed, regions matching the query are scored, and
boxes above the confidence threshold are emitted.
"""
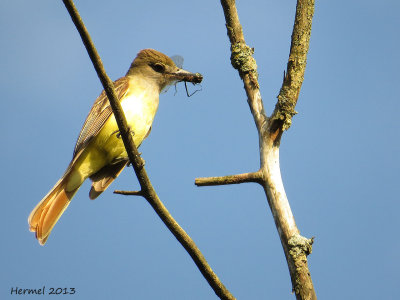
[28,175,78,245]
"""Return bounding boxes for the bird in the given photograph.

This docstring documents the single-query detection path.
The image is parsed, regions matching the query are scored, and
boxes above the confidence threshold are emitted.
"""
[28,49,203,245]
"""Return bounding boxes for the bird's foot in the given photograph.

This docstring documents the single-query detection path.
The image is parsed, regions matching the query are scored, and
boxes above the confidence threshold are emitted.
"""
[127,153,144,168]
[138,157,145,168]
[111,127,135,139]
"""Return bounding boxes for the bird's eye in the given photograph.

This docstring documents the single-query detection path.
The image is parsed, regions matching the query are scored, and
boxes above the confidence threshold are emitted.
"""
[151,63,165,73]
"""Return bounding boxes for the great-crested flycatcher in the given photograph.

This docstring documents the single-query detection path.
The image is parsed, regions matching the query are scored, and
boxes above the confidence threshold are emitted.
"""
[28,49,203,245]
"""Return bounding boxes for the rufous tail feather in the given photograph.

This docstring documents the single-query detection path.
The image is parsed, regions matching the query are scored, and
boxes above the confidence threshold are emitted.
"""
[28,176,78,245]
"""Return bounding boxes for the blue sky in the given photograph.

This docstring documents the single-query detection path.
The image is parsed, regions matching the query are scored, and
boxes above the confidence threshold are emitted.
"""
[1,1,399,299]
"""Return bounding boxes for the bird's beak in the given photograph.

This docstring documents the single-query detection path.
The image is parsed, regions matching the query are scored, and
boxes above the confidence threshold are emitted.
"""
[167,68,203,84]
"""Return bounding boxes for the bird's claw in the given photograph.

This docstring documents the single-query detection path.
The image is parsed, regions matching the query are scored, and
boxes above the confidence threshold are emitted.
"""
[127,154,145,168]
[111,127,135,139]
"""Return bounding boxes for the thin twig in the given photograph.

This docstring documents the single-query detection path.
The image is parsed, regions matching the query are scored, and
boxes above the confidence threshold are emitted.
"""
[114,190,143,196]
[195,171,262,186]
[62,1,235,299]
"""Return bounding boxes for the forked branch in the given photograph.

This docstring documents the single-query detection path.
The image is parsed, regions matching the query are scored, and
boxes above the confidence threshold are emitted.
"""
[196,1,316,299]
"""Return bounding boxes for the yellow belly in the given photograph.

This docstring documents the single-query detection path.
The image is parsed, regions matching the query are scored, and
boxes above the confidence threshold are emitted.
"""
[66,90,159,191]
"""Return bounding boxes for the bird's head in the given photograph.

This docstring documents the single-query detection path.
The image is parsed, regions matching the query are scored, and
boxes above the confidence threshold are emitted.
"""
[127,49,203,93]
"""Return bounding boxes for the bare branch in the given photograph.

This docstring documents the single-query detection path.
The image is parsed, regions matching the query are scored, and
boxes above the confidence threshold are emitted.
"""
[220,0,267,133]
[195,171,262,186]
[270,0,315,141]
[114,190,143,196]
[211,1,317,299]
[62,1,235,299]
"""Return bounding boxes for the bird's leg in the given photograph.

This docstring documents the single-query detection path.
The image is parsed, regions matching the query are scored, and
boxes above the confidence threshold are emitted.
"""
[111,127,135,139]
[111,128,145,167]
[127,151,143,167]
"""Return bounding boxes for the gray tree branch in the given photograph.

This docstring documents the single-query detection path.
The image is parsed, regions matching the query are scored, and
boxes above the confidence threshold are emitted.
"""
[195,171,262,186]
[196,0,317,299]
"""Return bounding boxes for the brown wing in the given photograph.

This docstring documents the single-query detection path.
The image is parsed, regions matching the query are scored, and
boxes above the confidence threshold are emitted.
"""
[73,77,130,157]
